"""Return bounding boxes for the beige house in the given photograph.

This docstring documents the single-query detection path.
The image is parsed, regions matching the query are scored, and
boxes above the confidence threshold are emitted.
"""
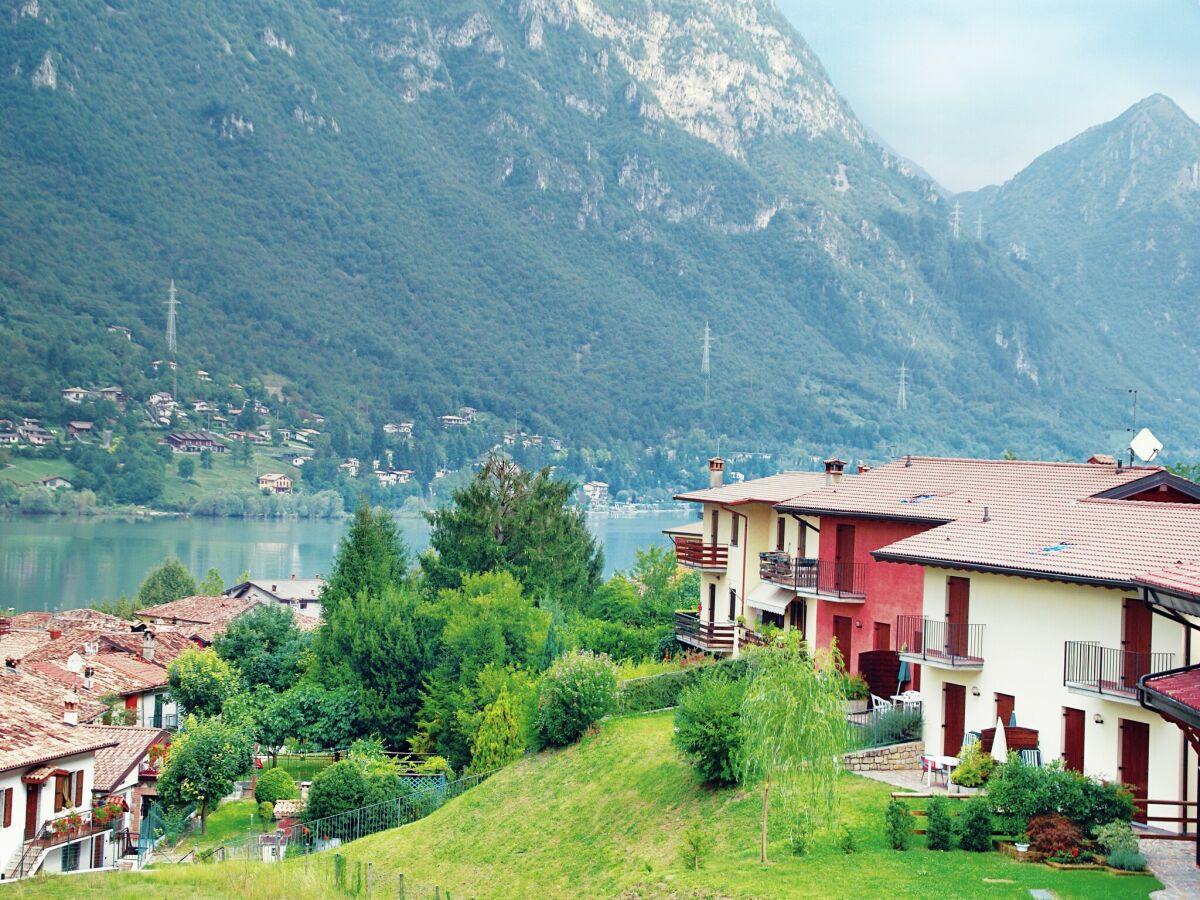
[257,473,292,494]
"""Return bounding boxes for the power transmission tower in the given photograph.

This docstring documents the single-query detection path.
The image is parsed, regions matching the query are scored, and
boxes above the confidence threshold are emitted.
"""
[975,212,983,241]
[165,279,180,398]
[950,201,961,239]
[896,363,909,411]
[701,321,713,405]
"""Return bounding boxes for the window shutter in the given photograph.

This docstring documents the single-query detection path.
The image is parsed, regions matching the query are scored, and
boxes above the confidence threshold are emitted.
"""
[3,787,12,827]
[74,771,84,807]
[54,775,68,812]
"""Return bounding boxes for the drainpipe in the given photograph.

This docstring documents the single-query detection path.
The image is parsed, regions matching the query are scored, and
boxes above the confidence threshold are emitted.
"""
[721,503,749,658]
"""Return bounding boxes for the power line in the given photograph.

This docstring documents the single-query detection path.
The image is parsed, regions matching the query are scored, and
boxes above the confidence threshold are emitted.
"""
[701,321,713,405]
[950,201,962,239]
[165,279,179,399]
[896,363,909,411]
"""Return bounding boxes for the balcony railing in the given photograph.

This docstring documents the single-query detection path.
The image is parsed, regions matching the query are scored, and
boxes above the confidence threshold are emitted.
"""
[673,536,729,570]
[674,611,736,653]
[896,615,985,668]
[1064,641,1173,701]
[139,758,162,779]
[758,553,868,599]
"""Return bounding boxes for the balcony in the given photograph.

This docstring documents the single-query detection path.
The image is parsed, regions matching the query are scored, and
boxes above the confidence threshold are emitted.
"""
[1064,641,1173,704]
[758,553,867,600]
[138,758,162,779]
[673,536,729,571]
[674,611,735,653]
[896,615,985,669]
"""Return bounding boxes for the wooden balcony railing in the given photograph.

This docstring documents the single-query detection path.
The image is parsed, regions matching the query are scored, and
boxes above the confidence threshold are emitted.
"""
[674,611,736,653]
[1064,641,1172,700]
[896,615,985,668]
[759,553,867,599]
[673,536,729,570]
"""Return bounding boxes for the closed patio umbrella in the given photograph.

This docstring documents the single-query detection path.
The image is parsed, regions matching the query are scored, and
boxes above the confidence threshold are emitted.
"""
[991,717,1008,763]
[896,658,911,695]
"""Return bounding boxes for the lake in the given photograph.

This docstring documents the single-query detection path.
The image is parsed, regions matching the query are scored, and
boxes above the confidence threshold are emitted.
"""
[0,510,693,613]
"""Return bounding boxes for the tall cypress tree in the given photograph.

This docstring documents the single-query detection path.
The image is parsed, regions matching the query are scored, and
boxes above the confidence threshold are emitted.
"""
[320,498,409,615]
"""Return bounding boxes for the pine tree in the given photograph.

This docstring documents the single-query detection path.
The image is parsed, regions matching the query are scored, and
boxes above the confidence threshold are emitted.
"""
[468,687,523,773]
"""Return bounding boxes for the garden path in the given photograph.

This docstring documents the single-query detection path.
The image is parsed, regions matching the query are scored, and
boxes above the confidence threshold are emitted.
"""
[1141,840,1199,899]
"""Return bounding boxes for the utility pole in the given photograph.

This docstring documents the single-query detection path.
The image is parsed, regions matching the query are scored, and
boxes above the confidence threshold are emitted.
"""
[950,201,961,239]
[701,321,713,406]
[896,363,909,411]
[166,279,179,399]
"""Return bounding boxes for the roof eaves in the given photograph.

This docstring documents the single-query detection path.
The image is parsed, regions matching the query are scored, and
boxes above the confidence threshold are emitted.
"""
[870,549,1130,589]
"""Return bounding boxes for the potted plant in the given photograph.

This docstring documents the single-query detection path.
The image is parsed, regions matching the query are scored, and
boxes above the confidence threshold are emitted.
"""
[1014,835,1030,853]
[67,811,84,834]
[843,674,870,713]
[51,818,71,837]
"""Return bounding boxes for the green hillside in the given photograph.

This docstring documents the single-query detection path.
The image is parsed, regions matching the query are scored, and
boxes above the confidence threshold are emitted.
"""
[11,713,1159,899]
[1,1,1190,465]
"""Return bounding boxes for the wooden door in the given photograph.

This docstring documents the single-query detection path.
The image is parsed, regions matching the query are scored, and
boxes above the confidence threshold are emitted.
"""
[24,785,39,839]
[834,525,856,592]
[706,583,715,625]
[92,834,105,869]
[1062,707,1085,772]
[1118,718,1150,821]
[1121,599,1152,691]
[873,621,891,651]
[995,693,1016,727]
[832,615,853,672]
[946,577,970,658]
[789,599,805,637]
[942,682,966,756]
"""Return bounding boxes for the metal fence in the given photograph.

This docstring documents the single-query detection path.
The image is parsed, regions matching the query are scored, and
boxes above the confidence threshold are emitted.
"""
[846,702,924,751]
[1063,640,1173,699]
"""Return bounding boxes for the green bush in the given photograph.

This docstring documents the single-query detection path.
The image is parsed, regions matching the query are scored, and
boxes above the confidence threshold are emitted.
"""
[884,798,911,850]
[926,796,954,851]
[303,760,367,827]
[1093,820,1138,857]
[1105,848,1147,871]
[679,823,713,870]
[842,673,870,700]
[984,756,1135,835]
[838,825,858,854]
[950,743,996,787]
[958,796,994,852]
[615,657,747,715]
[533,651,618,748]
[254,767,298,805]
[672,669,746,785]
[788,811,814,857]
[258,800,274,821]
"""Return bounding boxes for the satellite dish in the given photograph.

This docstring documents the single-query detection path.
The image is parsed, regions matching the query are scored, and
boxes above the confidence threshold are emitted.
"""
[66,652,84,674]
[1130,427,1163,462]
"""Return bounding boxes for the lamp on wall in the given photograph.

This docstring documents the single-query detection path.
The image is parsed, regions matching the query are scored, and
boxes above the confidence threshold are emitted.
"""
[1093,713,1104,725]
[970,686,981,697]
[854,620,863,629]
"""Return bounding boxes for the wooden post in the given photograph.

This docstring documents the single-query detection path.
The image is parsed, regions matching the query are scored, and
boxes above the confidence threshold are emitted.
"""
[398,873,405,900]
[759,775,770,864]
[367,861,373,898]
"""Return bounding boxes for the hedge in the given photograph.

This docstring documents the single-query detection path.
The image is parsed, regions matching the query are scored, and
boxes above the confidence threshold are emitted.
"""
[614,657,748,715]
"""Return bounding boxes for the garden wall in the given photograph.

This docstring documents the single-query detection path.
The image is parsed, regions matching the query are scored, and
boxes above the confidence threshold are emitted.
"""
[842,740,923,772]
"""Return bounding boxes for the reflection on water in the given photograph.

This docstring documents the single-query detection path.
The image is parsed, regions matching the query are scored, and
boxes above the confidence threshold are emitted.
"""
[0,510,688,612]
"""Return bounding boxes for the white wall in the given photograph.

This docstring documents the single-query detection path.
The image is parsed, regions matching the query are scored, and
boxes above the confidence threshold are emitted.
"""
[917,568,1198,824]
[0,749,99,876]
[0,769,25,876]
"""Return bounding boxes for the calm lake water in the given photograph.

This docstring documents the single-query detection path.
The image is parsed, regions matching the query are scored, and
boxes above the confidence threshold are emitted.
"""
[0,510,691,612]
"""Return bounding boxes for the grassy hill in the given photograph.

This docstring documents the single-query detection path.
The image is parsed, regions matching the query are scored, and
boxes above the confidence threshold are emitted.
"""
[10,712,1159,898]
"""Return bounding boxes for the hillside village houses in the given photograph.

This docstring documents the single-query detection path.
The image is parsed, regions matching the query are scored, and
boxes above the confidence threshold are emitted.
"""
[670,455,1200,833]
[257,473,293,494]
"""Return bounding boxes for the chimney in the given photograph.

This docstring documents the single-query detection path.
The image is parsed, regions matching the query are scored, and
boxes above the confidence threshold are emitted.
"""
[84,640,99,656]
[4,657,17,674]
[271,584,278,593]
[856,463,871,475]
[291,573,296,580]
[824,457,846,486]
[708,457,725,489]
[49,628,62,640]
[142,630,156,663]
[63,690,79,727]
[84,665,95,691]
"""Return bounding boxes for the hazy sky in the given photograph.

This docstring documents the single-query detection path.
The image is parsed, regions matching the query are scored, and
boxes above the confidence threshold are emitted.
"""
[777,1,1200,192]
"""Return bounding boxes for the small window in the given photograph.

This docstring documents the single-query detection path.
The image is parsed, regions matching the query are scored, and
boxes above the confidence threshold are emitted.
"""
[730,513,739,546]
[54,774,71,812]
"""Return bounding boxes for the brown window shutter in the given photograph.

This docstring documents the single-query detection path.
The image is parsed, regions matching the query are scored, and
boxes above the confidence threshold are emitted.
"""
[74,771,83,807]
[54,775,67,812]
[3,787,12,827]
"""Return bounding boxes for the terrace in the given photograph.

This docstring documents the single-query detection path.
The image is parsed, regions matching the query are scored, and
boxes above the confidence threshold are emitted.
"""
[758,552,868,600]
[896,615,985,670]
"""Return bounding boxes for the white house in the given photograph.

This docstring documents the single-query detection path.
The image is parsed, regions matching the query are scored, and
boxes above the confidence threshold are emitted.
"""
[225,576,323,622]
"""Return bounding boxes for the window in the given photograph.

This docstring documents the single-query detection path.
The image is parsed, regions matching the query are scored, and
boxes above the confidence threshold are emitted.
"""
[776,517,786,552]
[61,842,81,873]
[760,611,784,629]
[730,513,740,546]
[1,786,12,828]
[54,774,70,813]
[709,509,719,544]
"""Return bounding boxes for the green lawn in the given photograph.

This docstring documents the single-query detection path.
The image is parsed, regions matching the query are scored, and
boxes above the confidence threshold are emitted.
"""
[158,448,304,507]
[169,799,275,859]
[0,457,78,486]
[7,713,1162,898]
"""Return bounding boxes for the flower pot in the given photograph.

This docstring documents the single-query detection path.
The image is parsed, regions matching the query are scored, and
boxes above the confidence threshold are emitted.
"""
[1015,843,1029,853]
[846,698,868,715]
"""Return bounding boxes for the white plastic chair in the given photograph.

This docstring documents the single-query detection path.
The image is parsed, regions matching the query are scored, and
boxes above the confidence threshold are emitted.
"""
[870,693,894,712]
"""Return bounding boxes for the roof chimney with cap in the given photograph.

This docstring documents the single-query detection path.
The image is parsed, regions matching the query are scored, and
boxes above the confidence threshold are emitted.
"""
[63,690,79,727]
[142,629,156,663]
[49,628,62,640]
[84,665,94,691]
[856,463,871,475]
[708,457,725,489]
[824,457,846,486]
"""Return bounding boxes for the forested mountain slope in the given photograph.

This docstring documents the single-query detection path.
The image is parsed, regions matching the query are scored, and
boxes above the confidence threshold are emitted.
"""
[1,1,1193,459]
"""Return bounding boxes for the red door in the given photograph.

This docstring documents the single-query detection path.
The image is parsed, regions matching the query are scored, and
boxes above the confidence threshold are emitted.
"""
[942,683,966,756]
[24,785,40,839]
[1121,599,1152,691]
[92,835,105,869]
[1062,707,1085,772]
[1118,719,1150,821]
[873,621,891,651]
[832,615,853,672]
[995,693,1016,727]
[834,524,856,592]
[946,577,970,658]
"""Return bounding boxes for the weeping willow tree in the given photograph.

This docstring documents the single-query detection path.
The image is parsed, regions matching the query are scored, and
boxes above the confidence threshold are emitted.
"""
[741,632,849,863]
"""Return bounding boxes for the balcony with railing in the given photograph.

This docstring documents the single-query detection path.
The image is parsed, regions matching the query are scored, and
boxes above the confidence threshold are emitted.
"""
[1064,641,1173,704]
[6,806,120,880]
[674,611,736,653]
[896,615,985,669]
[758,553,867,600]
[673,536,728,571]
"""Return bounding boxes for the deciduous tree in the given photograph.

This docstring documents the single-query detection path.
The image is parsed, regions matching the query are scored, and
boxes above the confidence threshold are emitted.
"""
[167,648,241,718]
[136,557,197,607]
[159,715,253,834]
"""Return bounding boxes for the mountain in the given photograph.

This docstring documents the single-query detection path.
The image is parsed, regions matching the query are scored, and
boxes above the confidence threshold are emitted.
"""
[1,1,1193,462]
[957,94,1200,439]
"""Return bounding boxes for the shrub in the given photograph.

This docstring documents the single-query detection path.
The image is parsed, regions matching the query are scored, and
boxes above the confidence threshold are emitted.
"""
[884,798,911,850]
[838,825,858,854]
[258,800,274,821]
[672,669,746,785]
[1105,848,1147,871]
[254,767,298,805]
[679,824,713,870]
[788,812,814,857]
[1027,813,1082,856]
[842,673,870,701]
[985,756,1134,835]
[303,760,367,826]
[533,650,618,748]
[1093,820,1138,857]
[615,656,747,715]
[926,796,954,851]
[950,743,996,788]
[958,796,994,852]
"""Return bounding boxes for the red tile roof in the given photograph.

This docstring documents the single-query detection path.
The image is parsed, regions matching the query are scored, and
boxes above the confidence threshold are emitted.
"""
[82,725,169,792]
[676,471,830,505]
[3,668,109,723]
[1143,669,1200,717]
[137,595,256,627]
[100,630,193,665]
[1135,564,1200,603]
[0,695,119,775]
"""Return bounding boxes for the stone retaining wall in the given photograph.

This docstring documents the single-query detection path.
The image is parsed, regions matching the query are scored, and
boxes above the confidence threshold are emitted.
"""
[842,740,924,772]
